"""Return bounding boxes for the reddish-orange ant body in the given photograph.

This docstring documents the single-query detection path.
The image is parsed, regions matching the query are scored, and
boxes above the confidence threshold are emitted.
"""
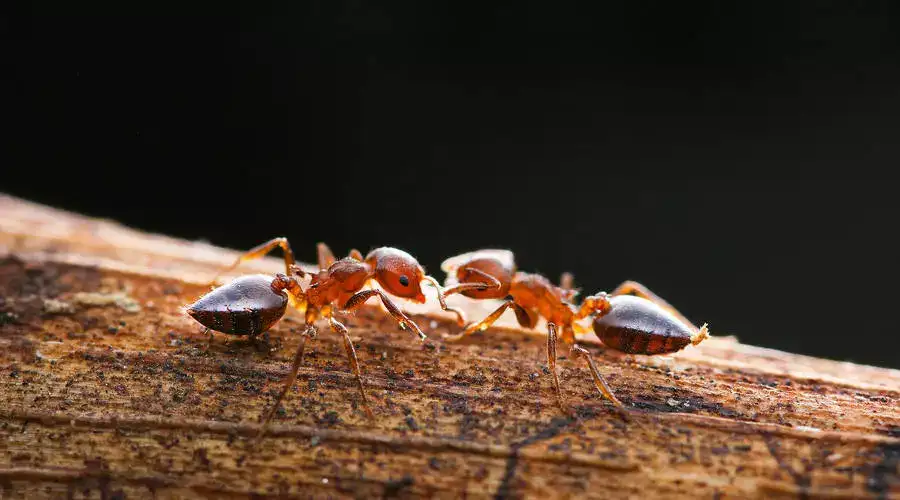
[185,237,488,434]
[439,249,709,414]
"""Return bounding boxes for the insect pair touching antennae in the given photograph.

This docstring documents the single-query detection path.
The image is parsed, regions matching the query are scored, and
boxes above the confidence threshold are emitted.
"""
[185,238,709,436]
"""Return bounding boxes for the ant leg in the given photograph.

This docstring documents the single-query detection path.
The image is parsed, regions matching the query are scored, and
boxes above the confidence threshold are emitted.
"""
[349,249,364,261]
[437,268,502,325]
[546,324,619,417]
[451,267,503,294]
[442,298,515,342]
[421,275,492,327]
[342,289,427,341]
[328,317,375,419]
[441,281,500,297]
[421,275,467,326]
[546,322,568,414]
[210,237,296,285]
[570,344,627,414]
[317,242,336,270]
[513,304,538,329]
[257,325,317,440]
[610,281,700,332]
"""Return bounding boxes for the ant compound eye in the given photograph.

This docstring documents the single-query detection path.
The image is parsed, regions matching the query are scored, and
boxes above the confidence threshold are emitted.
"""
[398,275,410,287]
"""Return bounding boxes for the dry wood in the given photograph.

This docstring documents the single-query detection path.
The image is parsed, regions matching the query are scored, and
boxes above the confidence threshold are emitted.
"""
[0,193,897,499]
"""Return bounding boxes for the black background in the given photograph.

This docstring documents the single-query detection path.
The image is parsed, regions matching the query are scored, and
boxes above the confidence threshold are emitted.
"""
[4,1,899,369]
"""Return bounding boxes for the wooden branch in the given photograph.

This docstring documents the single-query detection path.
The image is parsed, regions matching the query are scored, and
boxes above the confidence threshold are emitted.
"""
[0,193,897,499]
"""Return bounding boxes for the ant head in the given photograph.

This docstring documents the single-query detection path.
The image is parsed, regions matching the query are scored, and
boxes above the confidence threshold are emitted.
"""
[365,247,427,303]
[441,249,515,279]
[441,250,515,299]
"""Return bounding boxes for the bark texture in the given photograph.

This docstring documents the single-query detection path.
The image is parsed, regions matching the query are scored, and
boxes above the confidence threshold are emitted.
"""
[0,193,898,499]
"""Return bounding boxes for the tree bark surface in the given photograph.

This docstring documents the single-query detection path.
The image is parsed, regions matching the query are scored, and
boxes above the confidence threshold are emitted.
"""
[0,193,897,499]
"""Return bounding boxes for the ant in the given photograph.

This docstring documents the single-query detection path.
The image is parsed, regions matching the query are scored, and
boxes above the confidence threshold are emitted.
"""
[438,249,709,415]
[185,237,490,435]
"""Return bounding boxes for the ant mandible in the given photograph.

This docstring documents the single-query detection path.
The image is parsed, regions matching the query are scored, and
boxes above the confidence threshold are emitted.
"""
[438,249,709,415]
[184,237,489,434]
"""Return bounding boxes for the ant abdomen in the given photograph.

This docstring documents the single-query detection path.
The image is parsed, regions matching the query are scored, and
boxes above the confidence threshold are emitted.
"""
[187,274,288,336]
[592,295,698,355]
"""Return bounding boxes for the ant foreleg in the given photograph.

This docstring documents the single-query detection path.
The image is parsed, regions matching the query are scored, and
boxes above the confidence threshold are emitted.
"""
[421,275,467,326]
[342,289,427,341]
[454,267,503,293]
[437,268,502,325]
[257,325,317,440]
[422,275,491,327]
[442,298,515,342]
[610,280,700,332]
[328,317,375,419]
[441,281,499,297]
[210,237,296,286]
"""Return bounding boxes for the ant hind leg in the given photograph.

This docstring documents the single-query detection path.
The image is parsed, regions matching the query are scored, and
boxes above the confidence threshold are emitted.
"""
[257,325,316,440]
[570,343,629,419]
[209,237,296,286]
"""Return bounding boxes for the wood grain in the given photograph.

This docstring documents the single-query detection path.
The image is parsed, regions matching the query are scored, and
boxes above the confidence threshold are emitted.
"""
[0,193,897,499]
